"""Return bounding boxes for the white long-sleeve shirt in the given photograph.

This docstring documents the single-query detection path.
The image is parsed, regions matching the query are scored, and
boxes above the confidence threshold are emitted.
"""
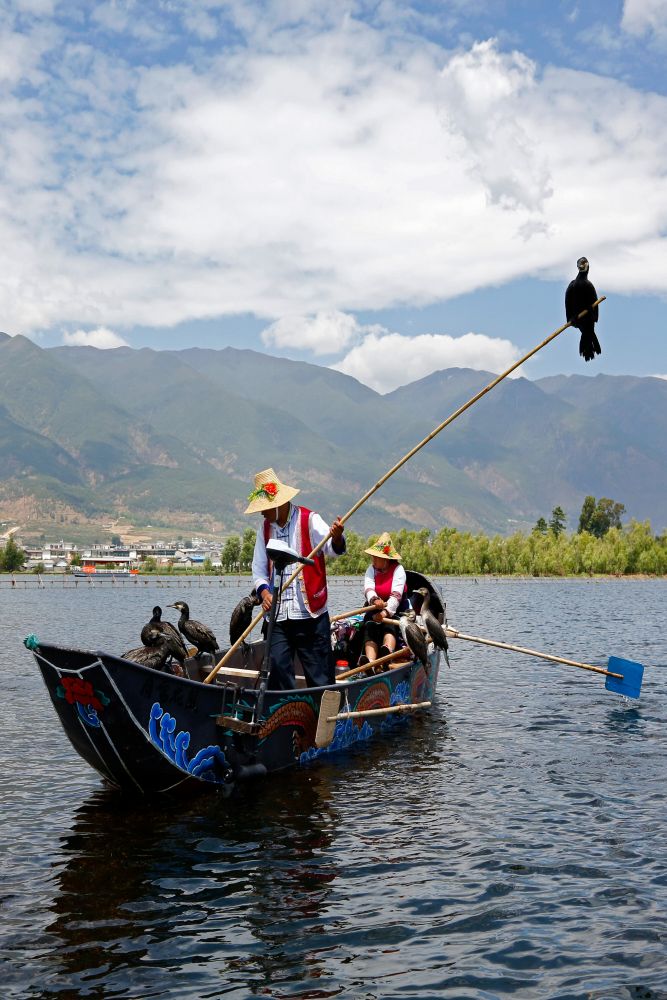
[364,562,407,616]
[252,504,343,620]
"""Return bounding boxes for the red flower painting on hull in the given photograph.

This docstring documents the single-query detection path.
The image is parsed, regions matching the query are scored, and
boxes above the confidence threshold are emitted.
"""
[61,676,103,712]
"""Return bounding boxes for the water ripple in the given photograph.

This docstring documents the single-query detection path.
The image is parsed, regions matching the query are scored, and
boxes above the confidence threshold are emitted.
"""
[1,577,666,999]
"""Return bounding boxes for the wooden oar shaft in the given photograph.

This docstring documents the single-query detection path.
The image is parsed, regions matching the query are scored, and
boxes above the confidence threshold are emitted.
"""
[335,647,411,681]
[205,298,605,682]
[330,606,376,622]
[329,701,431,721]
[445,625,622,679]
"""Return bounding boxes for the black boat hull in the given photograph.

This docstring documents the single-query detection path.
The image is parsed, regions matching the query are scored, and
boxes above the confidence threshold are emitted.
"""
[32,642,439,794]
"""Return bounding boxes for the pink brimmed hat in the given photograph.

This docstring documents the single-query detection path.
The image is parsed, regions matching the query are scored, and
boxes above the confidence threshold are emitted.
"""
[244,468,300,514]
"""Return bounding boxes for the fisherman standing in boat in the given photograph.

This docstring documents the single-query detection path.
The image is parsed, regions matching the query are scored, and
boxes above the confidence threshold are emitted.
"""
[246,468,346,690]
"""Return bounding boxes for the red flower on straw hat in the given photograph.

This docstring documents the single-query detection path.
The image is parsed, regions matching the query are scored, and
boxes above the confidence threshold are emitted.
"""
[247,481,279,503]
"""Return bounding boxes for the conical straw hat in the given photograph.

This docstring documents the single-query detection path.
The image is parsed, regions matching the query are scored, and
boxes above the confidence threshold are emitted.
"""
[364,532,401,561]
[244,468,300,514]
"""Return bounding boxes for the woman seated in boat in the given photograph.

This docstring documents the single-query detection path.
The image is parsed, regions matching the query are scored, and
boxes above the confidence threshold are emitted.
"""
[358,533,409,670]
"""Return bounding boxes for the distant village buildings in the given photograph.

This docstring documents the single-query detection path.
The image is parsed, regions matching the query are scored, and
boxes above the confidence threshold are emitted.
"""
[17,539,223,573]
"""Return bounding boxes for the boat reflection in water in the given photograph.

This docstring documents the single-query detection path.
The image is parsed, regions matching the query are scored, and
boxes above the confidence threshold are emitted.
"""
[42,770,347,996]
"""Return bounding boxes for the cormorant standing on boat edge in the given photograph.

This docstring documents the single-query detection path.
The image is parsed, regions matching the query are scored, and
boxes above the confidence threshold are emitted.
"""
[168,600,218,656]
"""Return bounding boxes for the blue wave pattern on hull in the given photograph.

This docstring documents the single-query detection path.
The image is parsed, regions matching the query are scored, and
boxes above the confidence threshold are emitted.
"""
[76,703,102,727]
[299,679,414,763]
[148,702,230,783]
[300,718,375,763]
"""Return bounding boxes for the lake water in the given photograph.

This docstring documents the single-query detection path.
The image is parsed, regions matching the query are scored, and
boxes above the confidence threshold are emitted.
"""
[1,575,666,1000]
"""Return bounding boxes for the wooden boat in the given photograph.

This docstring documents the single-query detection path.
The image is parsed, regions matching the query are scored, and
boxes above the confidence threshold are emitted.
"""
[72,568,138,579]
[27,572,444,796]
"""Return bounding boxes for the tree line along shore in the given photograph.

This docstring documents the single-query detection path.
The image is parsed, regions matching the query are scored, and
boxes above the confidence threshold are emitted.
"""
[2,498,665,578]
[3,524,665,578]
[186,496,667,577]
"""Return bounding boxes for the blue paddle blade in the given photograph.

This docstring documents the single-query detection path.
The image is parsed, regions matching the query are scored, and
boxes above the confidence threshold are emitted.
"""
[605,656,644,699]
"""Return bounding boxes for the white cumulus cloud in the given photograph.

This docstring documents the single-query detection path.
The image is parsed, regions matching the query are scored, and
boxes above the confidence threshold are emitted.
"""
[1,11,667,338]
[622,0,667,36]
[62,327,129,349]
[333,330,521,394]
[261,311,363,355]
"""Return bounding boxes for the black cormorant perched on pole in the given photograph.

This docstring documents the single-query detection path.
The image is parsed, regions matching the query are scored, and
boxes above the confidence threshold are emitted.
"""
[412,587,449,659]
[565,256,601,362]
[141,606,189,674]
[398,611,429,668]
[229,589,261,647]
[168,601,218,656]
[121,627,171,671]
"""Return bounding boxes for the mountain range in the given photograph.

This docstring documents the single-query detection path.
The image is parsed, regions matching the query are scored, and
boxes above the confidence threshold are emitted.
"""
[1,330,665,539]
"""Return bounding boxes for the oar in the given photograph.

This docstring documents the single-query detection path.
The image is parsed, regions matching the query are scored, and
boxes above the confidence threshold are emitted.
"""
[335,647,412,681]
[330,606,376,623]
[315,689,431,747]
[204,298,605,684]
[445,625,644,699]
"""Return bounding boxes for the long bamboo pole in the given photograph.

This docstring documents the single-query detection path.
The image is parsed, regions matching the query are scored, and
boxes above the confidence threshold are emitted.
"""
[204,298,605,683]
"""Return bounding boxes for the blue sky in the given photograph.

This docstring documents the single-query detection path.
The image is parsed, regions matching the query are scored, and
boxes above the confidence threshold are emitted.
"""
[1,0,666,391]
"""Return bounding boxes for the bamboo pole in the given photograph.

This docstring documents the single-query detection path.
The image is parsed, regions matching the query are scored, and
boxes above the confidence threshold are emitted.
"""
[445,625,622,679]
[204,298,605,684]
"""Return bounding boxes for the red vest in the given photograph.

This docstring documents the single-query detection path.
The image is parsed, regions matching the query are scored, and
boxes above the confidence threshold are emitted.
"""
[263,506,328,616]
[372,564,405,603]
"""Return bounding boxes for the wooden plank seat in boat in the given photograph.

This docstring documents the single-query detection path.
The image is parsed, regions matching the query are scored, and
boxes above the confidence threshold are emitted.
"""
[184,646,310,688]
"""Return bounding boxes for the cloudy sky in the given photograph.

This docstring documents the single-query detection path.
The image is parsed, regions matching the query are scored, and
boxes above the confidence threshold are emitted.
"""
[1,0,666,392]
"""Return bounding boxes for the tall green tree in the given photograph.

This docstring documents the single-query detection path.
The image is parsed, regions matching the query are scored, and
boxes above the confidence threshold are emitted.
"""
[590,498,625,537]
[533,517,548,534]
[578,495,626,538]
[222,535,241,573]
[578,495,596,534]
[0,535,26,571]
[240,528,256,571]
[549,506,567,536]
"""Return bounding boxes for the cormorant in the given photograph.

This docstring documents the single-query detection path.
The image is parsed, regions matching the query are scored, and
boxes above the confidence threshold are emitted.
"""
[141,606,189,675]
[121,627,171,671]
[229,589,261,646]
[168,601,218,656]
[412,587,449,659]
[565,256,601,362]
[398,611,429,668]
